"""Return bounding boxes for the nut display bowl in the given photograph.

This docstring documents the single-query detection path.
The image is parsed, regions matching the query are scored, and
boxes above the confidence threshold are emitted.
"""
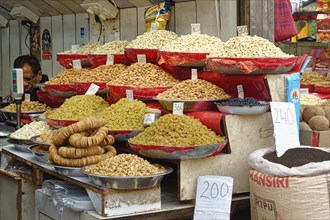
[315,85,330,94]
[82,165,173,189]
[108,130,143,142]
[30,135,51,150]
[88,54,132,66]
[28,145,49,163]
[125,48,159,63]
[47,118,78,128]
[8,138,35,153]
[215,101,270,115]
[0,109,45,124]
[128,139,227,160]
[158,51,209,67]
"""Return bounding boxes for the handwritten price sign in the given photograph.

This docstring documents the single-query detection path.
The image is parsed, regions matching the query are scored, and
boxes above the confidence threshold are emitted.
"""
[106,54,114,65]
[126,90,134,101]
[173,102,184,115]
[72,59,82,69]
[270,102,300,157]
[194,176,233,220]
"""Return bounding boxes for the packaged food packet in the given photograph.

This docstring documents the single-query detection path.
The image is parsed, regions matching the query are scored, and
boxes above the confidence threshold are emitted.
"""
[145,1,171,32]
[317,0,330,11]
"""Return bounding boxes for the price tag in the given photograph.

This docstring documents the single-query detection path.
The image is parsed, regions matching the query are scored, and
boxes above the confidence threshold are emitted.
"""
[191,69,198,80]
[137,54,146,63]
[106,54,114,65]
[85,83,100,95]
[115,31,120,41]
[144,113,156,126]
[126,89,134,100]
[194,176,233,220]
[270,102,300,157]
[191,23,201,35]
[300,88,309,94]
[71,44,80,53]
[319,99,327,104]
[72,59,82,69]
[150,23,157,32]
[237,85,244,99]
[173,102,184,115]
[237,25,248,36]
[25,94,30,101]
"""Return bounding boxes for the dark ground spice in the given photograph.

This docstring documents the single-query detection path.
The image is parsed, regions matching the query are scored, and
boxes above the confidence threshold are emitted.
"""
[263,148,330,168]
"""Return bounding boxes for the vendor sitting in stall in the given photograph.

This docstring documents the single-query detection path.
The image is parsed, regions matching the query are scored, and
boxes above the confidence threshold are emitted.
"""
[13,55,48,101]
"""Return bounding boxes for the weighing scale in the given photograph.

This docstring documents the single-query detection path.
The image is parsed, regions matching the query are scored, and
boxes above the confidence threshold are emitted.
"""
[11,68,24,129]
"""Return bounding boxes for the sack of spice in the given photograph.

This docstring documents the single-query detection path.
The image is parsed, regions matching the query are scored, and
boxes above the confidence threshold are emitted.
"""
[248,147,330,220]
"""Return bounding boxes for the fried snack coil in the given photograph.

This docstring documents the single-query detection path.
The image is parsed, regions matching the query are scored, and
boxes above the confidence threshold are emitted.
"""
[52,117,107,146]
[69,126,109,148]
[58,145,105,158]
[49,145,117,167]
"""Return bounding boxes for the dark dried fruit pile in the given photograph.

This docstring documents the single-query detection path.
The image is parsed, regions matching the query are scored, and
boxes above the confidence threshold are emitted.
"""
[219,98,262,106]
[263,148,330,168]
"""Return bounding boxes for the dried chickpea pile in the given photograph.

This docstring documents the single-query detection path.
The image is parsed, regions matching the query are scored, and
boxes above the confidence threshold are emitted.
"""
[209,35,293,58]
[48,95,109,120]
[75,64,127,83]
[110,63,179,87]
[10,121,51,139]
[301,72,329,85]
[92,40,129,54]
[2,101,47,112]
[161,34,224,53]
[157,79,231,100]
[50,117,116,167]
[130,114,224,146]
[97,98,147,130]
[85,154,166,176]
[300,94,321,106]
[126,30,178,49]
[60,42,102,54]
[46,69,90,85]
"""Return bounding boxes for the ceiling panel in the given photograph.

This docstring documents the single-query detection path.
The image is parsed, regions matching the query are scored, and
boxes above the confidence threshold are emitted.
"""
[112,0,135,8]
[42,0,74,15]
[28,0,61,16]
[15,0,49,16]
[0,7,13,19]
[57,0,86,14]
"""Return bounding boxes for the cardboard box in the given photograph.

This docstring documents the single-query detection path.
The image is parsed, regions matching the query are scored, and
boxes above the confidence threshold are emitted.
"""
[300,129,330,147]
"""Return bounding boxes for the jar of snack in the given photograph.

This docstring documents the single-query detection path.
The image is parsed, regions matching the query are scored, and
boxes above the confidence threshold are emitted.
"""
[143,108,161,127]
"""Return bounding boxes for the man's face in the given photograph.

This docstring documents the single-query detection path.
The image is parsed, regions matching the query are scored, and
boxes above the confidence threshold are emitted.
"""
[22,64,41,92]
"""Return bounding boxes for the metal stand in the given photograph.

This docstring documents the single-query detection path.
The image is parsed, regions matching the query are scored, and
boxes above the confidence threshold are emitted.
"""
[15,97,22,130]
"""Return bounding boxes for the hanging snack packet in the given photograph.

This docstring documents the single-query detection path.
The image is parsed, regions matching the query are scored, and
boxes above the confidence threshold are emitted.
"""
[145,1,171,32]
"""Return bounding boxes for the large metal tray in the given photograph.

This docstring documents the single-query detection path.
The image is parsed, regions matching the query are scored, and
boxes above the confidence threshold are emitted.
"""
[28,145,49,163]
[128,139,227,160]
[54,165,86,177]
[30,135,51,150]
[154,98,225,113]
[8,138,36,153]
[108,130,143,142]
[82,165,173,189]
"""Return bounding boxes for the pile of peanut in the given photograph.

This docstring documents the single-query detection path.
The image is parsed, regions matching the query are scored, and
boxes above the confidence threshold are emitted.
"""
[126,30,178,49]
[85,154,166,176]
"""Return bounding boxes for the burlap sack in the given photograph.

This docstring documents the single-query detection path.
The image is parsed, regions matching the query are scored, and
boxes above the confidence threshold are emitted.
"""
[248,147,330,220]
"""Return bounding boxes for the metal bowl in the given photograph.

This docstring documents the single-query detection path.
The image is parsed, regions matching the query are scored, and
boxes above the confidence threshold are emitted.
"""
[0,109,45,124]
[82,165,173,189]
[54,165,86,177]
[154,98,225,113]
[215,101,269,115]
[30,135,51,150]
[108,130,143,142]
[28,145,49,163]
[8,138,36,152]
[128,139,227,160]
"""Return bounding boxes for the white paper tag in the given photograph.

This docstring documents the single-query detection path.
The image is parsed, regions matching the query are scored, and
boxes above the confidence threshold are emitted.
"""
[270,102,300,157]
[173,102,184,115]
[25,94,30,101]
[85,83,100,95]
[126,89,134,100]
[237,25,248,36]
[300,88,309,94]
[106,54,114,65]
[150,23,157,32]
[71,44,80,53]
[72,59,82,69]
[319,99,327,104]
[144,113,156,125]
[191,23,201,35]
[237,85,244,99]
[137,54,147,63]
[194,176,233,220]
[191,69,198,80]
[115,32,120,41]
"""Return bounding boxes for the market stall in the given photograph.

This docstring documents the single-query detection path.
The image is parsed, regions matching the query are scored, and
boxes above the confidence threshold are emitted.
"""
[0,1,329,220]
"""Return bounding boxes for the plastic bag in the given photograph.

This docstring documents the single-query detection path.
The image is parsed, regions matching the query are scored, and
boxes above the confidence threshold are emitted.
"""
[274,0,298,42]
[145,1,171,32]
